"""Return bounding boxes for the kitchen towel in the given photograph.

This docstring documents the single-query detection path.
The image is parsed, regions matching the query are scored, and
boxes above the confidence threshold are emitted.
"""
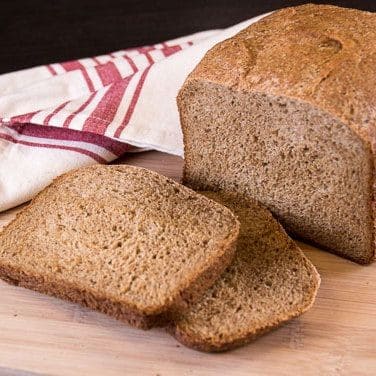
[0,13,267,212]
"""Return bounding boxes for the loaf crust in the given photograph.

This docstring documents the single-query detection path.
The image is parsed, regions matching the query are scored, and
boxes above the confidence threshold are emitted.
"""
[179,4,376,263]
[186,4,376,146]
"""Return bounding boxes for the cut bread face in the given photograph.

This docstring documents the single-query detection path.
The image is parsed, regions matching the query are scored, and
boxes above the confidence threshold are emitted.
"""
[170,191,320,352]
[179,4,376,264]
[180,83,374,264]
[0,165,239,329]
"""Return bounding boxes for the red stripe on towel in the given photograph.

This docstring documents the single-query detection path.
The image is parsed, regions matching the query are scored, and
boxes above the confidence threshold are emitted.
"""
[114,67,151,138]
[136,47,154,64]
[82,77,131,134]
[43,101,70,125]
[161,43,182,57]
[61,61,95,92]
[95,61,122,87]
[0,132,107,163]
[10,111,40,124]
[123,55,138,73]
[63,92,97,128]
[46,64,58,76]
[92,57,102,65]
[9,124,129,157]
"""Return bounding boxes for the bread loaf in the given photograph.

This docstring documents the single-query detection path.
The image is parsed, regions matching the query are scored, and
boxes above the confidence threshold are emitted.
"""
[0,165,239,329]
[170,191,320,352]
[178,4,376,264]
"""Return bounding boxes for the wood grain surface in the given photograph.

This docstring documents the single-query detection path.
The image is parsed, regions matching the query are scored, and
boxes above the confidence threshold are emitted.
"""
[0,151,375,376]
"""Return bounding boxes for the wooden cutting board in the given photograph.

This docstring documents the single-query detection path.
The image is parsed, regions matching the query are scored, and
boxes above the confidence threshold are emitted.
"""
[0,151,375,376]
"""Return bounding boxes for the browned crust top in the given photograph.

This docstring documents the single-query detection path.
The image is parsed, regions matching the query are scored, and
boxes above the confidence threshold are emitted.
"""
[185,3,376,149]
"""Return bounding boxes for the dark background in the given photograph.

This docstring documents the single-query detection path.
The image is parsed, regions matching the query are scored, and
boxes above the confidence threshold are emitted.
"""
[1,0,375,74]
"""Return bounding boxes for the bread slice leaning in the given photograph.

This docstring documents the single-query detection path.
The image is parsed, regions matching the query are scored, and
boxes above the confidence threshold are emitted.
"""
[170,192,320,352]
[0,165,239,329]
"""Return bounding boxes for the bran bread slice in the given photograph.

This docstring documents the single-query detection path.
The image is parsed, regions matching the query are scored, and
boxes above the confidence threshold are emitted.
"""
[178,4,376,264]
[170,192,320,352]
[0,165,239,329]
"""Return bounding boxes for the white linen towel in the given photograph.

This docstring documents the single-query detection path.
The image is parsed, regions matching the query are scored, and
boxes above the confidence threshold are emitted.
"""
[0,13,267,212]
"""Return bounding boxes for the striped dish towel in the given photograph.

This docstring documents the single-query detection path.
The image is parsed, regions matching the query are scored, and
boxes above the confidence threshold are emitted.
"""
[0,14,266,212]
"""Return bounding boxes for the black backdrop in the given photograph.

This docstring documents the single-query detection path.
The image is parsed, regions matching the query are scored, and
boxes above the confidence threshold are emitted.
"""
[1,0,375,74]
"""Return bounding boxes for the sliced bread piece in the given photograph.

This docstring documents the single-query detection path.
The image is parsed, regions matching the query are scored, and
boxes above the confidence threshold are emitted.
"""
[0,165,239,329]
[179,4,376,264]
[170,192,320,352]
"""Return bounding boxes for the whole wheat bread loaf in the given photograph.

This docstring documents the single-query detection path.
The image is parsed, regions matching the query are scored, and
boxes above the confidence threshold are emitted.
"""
[170,192,320,352]
[178,4,376,264]
[0,165,239,329]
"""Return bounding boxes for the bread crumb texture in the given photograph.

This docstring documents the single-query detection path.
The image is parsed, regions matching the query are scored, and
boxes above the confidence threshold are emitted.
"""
[0,165,239,328]
[179,4,376,264]
[171,192,320,352]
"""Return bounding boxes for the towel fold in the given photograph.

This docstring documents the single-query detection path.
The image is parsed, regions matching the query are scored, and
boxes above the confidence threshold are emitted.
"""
[0,14,267,212]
